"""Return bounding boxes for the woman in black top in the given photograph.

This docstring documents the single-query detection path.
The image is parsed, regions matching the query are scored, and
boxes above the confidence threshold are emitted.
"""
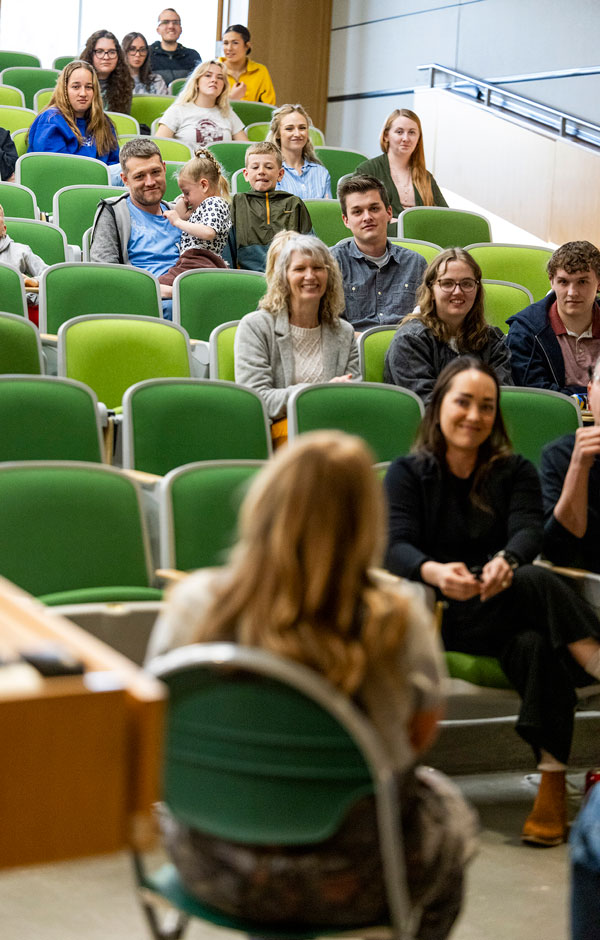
[384,357,600,847]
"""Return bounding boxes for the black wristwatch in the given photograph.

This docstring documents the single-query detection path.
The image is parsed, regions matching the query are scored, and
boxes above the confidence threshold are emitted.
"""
[493,549,520,571]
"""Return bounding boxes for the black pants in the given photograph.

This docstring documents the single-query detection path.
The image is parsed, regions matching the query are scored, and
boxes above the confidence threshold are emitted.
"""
[441,564,599,764]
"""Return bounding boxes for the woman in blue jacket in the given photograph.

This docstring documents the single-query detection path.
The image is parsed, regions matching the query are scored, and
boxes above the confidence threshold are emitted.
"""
[28,60,119,167]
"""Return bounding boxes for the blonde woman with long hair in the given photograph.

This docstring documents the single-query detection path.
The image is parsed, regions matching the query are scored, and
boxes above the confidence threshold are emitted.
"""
[384,247,513,402]
[27,60,119,166]
[147,430,476,938]
[268,103,331,199]
[356,108,447,221]
[156,59,248,149]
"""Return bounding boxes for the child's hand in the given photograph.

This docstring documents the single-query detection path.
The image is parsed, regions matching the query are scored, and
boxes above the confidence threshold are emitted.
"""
[162,208,180,227]
[174,195,191,219]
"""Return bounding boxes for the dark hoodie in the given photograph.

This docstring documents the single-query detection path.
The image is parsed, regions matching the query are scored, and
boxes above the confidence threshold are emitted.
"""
[506,292,592,395]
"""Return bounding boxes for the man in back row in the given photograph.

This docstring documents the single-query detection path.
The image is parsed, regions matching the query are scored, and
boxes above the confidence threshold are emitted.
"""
[90,138,178,316]
[331,175,427,332]
[149,8,201,86]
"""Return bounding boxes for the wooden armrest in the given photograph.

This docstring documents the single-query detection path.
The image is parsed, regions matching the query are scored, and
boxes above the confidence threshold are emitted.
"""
[533,558,590,580]
[40,333,57,343]
[155,568,188,584]
[122,468,162,485]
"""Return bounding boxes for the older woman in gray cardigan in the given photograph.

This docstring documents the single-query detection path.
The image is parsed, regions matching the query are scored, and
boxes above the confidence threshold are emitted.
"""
[235,233,360,439]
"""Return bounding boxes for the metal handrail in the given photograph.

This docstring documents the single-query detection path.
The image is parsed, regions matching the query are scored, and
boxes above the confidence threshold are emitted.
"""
[417,63,600,146]
[490,65,600,86]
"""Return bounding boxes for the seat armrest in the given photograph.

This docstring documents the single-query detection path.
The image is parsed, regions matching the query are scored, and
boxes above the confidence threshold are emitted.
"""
[534,558,590,580]
[122,468,163,486]
[155,568,189,585]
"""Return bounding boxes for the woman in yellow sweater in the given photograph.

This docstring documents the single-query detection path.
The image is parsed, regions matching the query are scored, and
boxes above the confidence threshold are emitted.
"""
[220,24,276,105]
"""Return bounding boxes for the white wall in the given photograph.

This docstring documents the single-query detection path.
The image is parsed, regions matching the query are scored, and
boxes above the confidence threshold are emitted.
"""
[327,0,600,154]
[0,0,220,68]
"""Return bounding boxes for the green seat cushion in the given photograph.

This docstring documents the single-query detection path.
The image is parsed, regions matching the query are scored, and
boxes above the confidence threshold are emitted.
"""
[39,585,163,606]
[445,650,513,689]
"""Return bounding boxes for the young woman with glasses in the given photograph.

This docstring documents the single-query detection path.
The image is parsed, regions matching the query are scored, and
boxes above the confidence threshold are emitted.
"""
[80,29,133,114]
[384,247,513,402]
[122,32,168,96]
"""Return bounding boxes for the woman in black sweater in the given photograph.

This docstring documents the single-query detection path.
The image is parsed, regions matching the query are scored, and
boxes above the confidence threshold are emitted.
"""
[384,357,600,847]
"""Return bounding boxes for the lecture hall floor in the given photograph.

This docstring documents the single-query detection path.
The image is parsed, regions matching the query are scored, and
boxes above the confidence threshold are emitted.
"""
[0,769,583,940]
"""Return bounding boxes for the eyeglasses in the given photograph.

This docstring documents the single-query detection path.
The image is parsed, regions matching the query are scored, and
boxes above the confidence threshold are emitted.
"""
[94,49,118,59]
[436,278,479,293]
[159,18,181,25]
[128,46,148,56]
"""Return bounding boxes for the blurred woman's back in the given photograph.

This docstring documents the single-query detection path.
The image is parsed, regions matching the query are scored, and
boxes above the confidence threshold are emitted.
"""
[147,430,477,939]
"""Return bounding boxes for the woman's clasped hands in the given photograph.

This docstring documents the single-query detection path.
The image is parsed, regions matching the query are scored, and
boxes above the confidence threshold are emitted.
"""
[421,556,514,602]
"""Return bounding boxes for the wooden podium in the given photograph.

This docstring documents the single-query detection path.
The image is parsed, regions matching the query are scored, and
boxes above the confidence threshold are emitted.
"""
[0,577,165,868]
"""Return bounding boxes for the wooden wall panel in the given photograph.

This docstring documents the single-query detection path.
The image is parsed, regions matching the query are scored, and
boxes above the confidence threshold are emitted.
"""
[551,139,600,246]
[247,0,332,132]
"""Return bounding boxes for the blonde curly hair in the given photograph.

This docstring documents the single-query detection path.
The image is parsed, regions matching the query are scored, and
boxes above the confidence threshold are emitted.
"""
[261,234,345,325]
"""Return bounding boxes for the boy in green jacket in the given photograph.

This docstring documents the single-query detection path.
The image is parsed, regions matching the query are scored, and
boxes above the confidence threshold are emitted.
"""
[226,141,312,271]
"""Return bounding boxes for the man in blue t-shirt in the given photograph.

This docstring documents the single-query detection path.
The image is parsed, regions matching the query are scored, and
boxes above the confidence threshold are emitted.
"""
[90,138,179,317]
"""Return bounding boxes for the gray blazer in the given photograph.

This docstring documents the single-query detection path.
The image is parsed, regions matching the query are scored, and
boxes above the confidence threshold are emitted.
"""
[234,308,360,420]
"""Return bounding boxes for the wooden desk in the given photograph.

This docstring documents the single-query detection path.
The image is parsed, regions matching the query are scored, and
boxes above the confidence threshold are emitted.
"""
[0,577,165,869]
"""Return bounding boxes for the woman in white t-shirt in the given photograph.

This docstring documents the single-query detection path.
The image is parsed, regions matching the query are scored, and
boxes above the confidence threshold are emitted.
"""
[156,59,248,149]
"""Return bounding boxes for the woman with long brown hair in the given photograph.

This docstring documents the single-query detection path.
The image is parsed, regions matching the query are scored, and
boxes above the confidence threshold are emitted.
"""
[384,247,512,401]
[356,108,447,221]
[148,430,476,938]
[385,357,600,846]
[27,60,119,166]
[80,29,133,114]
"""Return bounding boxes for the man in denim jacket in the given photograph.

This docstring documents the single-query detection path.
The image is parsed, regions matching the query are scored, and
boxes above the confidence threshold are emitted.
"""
[331,175,426,333]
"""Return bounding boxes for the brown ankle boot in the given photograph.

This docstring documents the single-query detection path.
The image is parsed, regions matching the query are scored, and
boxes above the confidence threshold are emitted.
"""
[521,770,567,846]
